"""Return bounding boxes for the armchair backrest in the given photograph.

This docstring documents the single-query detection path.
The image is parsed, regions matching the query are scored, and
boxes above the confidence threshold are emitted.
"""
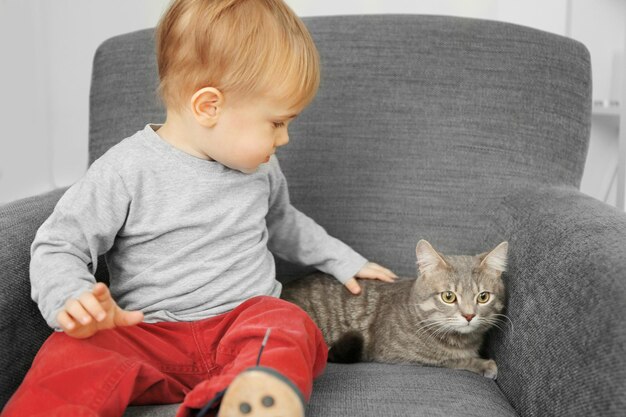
[89,15,591,277]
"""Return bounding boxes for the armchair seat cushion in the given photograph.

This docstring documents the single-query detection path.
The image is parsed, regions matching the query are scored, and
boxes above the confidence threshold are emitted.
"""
[122,364,519,417]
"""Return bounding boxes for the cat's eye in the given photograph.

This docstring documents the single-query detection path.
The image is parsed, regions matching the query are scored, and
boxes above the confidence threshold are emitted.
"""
[477,292,490,303]
[441,291,456,303]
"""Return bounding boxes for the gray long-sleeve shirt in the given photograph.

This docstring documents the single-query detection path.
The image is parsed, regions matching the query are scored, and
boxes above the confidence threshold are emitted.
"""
[31,124,368,329]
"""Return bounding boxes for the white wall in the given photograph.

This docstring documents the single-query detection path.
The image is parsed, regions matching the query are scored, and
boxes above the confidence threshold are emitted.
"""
[289,0,568,34]
[0,1,52,201]
[0,0,622,208]
[0,0,170,204]
[573,0,625,206]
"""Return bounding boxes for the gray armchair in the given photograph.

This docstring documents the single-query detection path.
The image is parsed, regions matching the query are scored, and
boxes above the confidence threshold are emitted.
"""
[1,15,624,417]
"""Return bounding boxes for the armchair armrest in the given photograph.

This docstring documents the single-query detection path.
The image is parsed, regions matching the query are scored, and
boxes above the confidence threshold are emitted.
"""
[0,188,67,409]
[485,184,626,417]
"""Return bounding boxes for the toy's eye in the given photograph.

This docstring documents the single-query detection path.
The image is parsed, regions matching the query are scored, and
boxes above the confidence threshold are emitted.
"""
[261,396,274,407]
[477,292,490,303]
[239,402,252,413]
[441,291,456,303]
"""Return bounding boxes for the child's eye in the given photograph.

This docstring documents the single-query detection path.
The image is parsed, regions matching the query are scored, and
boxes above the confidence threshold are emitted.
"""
[272,121,285,129]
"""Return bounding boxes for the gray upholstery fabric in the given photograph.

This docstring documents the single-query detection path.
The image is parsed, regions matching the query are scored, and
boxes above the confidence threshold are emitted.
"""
[2,13,621,417]
[484,185,626,416]
[0,187,66,407]
[274,15,591,279]
[122,364,519,417]
[310,364,518,417]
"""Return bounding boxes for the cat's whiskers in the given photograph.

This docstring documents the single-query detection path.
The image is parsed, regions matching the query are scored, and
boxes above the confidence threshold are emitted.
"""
[414,319,443,336]
[415,318,458,343]
[414,321,444,340]
[430,321,459,343]
[478,318,505,333]
[479,314,513,334]
[491,313,514,332]
[430,323,452,339]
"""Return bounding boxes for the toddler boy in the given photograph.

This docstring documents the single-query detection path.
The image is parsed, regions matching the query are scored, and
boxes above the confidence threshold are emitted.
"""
[2,1,397,416]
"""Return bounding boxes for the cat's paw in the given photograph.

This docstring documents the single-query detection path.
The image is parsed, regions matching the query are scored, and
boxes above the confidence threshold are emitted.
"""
[481,359,498,380]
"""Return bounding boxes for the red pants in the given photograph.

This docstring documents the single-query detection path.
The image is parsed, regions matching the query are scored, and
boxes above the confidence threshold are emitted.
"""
[2,296,328,417]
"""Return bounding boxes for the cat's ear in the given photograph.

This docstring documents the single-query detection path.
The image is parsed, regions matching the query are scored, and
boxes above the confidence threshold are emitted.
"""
[478,241,508,275]
[415,240,449,275]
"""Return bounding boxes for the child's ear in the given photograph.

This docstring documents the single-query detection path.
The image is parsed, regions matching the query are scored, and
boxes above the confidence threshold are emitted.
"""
[190,87,224,127]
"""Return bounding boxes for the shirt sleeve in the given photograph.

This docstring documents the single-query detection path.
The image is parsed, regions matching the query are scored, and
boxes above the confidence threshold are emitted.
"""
[265,156,368,284]
[30,158,131,329]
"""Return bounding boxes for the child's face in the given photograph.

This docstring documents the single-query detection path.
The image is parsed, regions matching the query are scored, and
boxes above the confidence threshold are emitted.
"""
[204,93,299,174]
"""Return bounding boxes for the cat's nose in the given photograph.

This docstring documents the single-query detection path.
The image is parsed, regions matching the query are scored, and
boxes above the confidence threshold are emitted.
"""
[463,314,475,322]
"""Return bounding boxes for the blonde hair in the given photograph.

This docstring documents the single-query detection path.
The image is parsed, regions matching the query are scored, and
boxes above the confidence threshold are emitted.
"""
[156,0,320,114]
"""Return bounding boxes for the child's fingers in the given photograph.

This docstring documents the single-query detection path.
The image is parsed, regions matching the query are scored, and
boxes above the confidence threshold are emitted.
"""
[92,282,110,301]
[56,310,77,331]
[92,283,116,311]
[78,292,107,322]
[367,269,396,282]
[115,309,144,327]
[64,298,93,326]
[344,278,362,295]
[357,266,396,282]
[368,262,398,278]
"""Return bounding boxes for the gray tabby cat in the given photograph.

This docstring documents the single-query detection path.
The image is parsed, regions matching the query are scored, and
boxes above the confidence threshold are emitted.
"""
[281,239,508,379]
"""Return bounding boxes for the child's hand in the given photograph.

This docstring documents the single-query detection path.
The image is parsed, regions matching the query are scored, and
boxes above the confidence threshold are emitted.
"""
[56,282,144,339]
[344,262,398,295]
